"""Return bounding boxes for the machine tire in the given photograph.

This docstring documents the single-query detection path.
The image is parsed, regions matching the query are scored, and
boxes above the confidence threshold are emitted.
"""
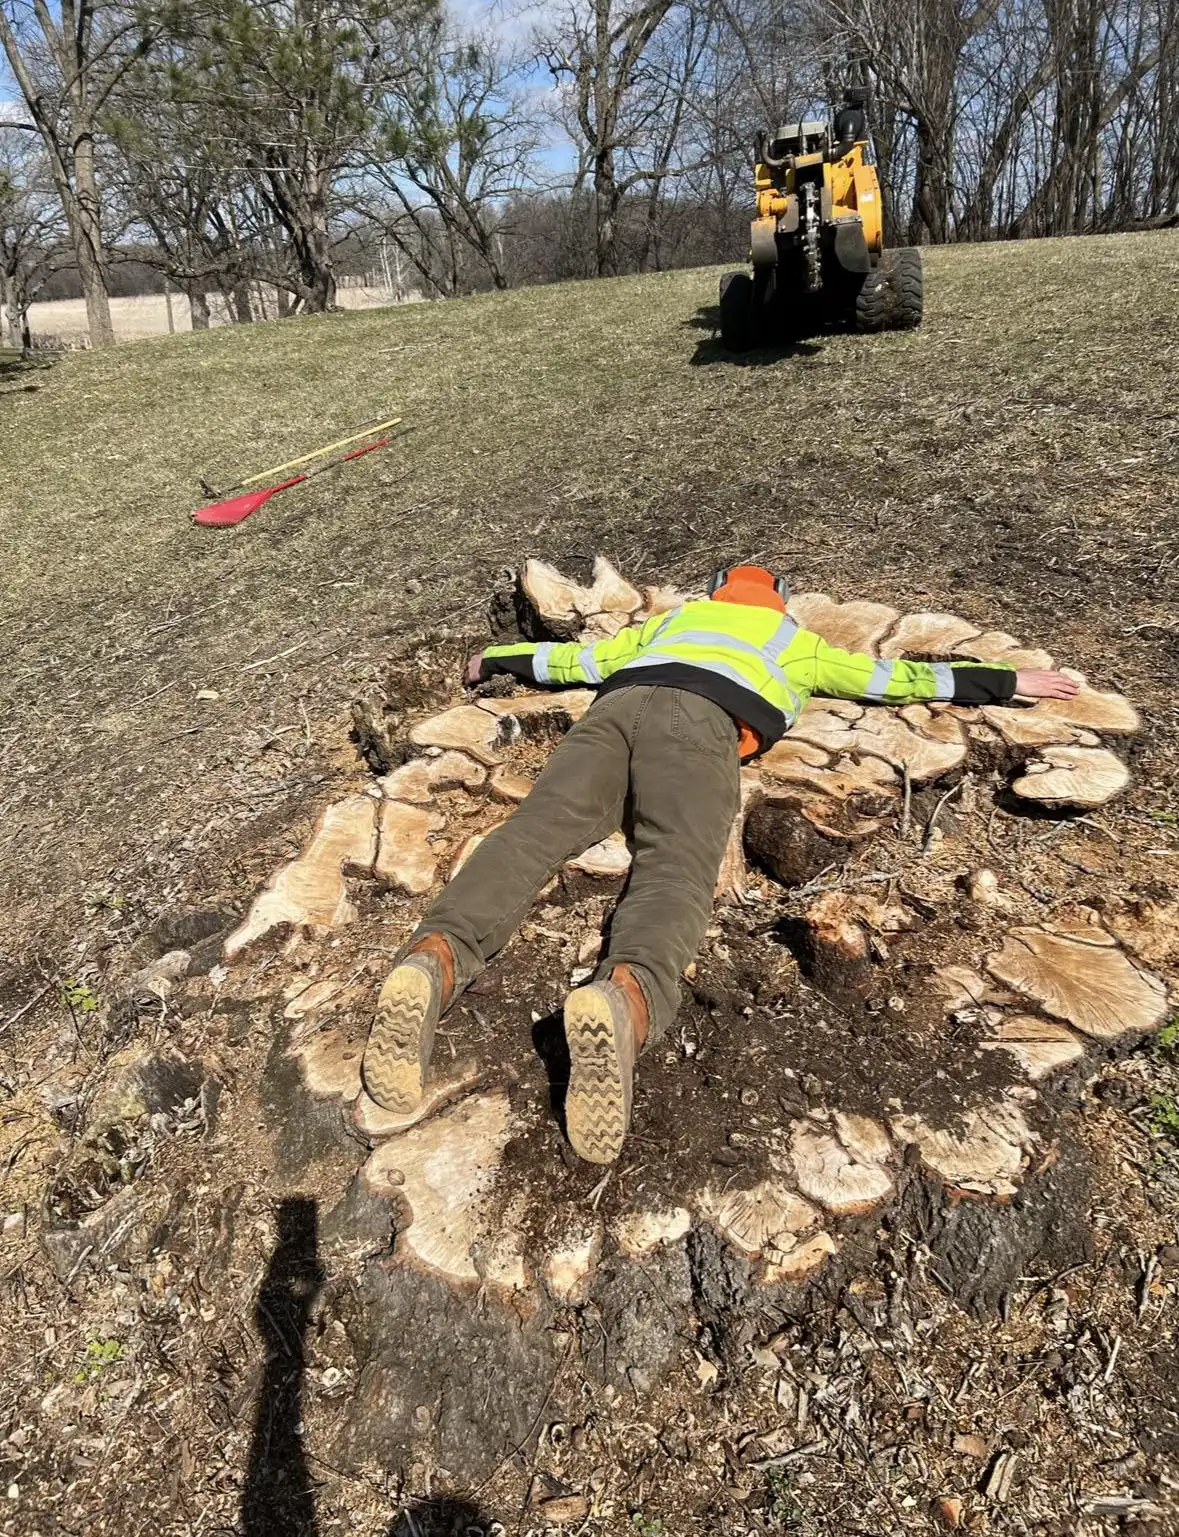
[882,246,924,328]
[852,266,889,333]
[719,271,755,351]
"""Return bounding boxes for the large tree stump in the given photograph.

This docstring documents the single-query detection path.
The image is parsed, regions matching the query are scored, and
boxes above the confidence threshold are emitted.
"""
[43,558,1167,1488]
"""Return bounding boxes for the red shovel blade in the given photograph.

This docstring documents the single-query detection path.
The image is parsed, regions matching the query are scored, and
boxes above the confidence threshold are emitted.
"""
[192,474,306,527]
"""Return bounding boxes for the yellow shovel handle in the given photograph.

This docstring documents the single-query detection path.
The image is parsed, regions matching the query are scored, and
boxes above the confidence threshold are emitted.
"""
[239,416,403,487]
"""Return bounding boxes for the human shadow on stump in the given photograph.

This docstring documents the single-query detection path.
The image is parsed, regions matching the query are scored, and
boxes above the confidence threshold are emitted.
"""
[241,1196,325,1537]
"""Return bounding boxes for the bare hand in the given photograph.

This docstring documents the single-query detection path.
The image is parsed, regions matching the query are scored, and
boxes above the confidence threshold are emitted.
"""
[465,651,485,686]
[1014,669,1081,700]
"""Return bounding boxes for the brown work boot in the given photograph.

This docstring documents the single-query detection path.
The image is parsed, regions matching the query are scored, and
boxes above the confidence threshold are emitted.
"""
[563,964,650,1165]
[362,932,456,1113]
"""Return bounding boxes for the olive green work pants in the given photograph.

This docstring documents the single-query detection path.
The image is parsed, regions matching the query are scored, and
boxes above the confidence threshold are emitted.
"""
[414,684,741,1039]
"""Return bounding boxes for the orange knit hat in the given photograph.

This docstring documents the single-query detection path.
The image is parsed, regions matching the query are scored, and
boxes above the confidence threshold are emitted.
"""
[708,564,788,614]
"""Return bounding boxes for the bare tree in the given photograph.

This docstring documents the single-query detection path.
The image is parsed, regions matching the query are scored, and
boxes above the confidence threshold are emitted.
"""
[0,0,153,345]
[136,0,434,315]
[361,19,542,293]
[0,129,66,349]
[540,0,690,275]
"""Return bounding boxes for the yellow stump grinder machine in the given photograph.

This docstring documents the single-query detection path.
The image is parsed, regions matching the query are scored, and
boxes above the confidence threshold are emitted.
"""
[719,88,923,350]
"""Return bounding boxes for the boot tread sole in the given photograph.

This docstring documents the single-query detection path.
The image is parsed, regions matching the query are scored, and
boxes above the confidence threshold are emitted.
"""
[363,962,435,1113]
[564,985,629,1165]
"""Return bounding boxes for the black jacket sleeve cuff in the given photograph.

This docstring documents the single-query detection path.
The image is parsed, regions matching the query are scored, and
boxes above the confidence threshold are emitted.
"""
[479,653,536,684]
[950,665,1017,705]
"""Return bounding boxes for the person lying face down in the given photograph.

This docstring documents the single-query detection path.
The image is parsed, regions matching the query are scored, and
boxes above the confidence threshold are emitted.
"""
[361,564,1079,1165]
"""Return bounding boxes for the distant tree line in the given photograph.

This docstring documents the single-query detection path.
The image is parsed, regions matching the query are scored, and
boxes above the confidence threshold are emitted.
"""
[2,0,1177,349]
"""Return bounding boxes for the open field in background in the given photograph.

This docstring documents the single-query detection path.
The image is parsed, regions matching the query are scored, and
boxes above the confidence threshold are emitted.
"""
[2,232,1179,1535]
[13,283,421,347]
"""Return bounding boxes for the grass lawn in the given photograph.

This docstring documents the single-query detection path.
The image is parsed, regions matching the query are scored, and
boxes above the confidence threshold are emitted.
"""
[1,232,1177,970]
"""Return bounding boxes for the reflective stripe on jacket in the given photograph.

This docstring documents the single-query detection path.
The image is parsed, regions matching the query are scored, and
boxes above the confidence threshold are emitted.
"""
[482,600,1015,752]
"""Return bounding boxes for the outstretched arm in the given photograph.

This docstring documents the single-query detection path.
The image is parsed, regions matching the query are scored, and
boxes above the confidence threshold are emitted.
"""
[810,638,1080,707]
[467,612,670,689]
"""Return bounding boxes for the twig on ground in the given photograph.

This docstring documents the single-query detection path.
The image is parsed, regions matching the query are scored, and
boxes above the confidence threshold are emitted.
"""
[587,1169,612,1210]
[242,639,310,672]
[1,982,52,1036]
[923,774,971,854]
[900,763,912,839]
[750,1439,827,1471]
[1138,1252,1158,1320]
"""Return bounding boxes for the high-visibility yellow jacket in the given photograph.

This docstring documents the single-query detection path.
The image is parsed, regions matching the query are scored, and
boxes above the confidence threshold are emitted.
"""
[480,599,1016,756]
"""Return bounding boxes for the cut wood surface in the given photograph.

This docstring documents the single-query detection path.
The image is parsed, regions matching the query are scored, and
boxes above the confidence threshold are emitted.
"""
[361,1091,525,1288]
[981,1015,1086,1079]
[543,1221,604,1300]
[375,801,443,894]
[520,559,580,633]
[613,1206,691,1257]
[378,751,487,801]
[987,926,1169,1040]
[1027,678,1140,734]
[476,689,595,721]
[698,1181,820,1260]
[891,1103,1032,1197]
[290,1027,364,1101]
[225,795,377,956]
[489,766,534,802]
[409,704,504,763]
[1012,746,1131,808]
[519,556,643,640]
[352,1060,484,1138]
[980,706,1081,748]
[880,612,982,658]
[786,593,899,654]
[789,1116,895,1215]
[953,630,1054,670]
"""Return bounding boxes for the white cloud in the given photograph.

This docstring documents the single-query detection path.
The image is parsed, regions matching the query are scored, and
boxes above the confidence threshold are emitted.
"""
[445,0,558,45]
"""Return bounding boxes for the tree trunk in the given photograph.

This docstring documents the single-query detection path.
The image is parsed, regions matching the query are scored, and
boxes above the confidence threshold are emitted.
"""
[0,270,15,350]
[187,283,211,330]
[71,133,115,348]
[594,147,621,277]
[232,282,254,324]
